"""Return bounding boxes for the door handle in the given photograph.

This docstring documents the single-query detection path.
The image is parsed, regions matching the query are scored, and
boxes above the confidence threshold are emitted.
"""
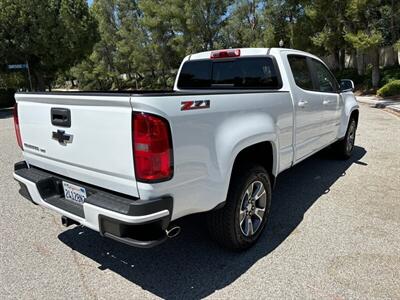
[298,100,309,108]
[323,99,332,105]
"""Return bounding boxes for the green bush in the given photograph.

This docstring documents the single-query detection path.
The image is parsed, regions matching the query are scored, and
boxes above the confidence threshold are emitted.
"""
[334,66,400,91]
[395,40,400,51]
[377,80,400,97]
[380,66,400,86]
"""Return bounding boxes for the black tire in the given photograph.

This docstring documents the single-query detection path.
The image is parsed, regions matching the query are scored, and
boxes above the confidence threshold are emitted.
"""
[333,118,357,159]
[207,163,272,250]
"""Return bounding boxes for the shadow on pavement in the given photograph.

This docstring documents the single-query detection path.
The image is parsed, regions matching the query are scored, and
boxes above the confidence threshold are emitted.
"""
[58,146,367,299]
[0,108,13,119]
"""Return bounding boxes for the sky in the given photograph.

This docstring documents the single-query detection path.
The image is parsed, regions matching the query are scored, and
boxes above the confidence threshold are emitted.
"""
[87,0,93,6]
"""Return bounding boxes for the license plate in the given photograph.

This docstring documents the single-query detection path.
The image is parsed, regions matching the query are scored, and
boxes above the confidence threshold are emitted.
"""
[62,181,87,204]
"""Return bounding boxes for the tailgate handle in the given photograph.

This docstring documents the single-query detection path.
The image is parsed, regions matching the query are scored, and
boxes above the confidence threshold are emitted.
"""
[51,108,71,127]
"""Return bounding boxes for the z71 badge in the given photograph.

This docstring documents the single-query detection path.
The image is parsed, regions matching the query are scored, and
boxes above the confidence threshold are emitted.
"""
[181,100,210,111]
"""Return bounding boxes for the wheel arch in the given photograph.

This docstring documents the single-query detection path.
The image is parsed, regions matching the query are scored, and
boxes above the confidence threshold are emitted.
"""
[230,141,277,188]
[350,109,359,126]
[339,92,359,138]
[212,139,278,212]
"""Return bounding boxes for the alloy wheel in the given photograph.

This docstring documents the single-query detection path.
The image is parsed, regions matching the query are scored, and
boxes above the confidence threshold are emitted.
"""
[239,180,267,237]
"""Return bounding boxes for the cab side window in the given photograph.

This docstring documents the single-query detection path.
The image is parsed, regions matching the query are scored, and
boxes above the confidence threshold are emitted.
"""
[312,59,338,93]
[288,55,314,91]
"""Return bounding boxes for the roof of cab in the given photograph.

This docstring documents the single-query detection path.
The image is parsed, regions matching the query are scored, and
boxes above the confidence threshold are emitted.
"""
[186,47,320,61]
[188,48,270,60]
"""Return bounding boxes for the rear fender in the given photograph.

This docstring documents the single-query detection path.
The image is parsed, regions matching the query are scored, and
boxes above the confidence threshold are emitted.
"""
[215,113,278,197]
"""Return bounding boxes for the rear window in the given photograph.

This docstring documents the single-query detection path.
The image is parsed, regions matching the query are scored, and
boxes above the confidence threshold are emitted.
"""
[177,57,281,89]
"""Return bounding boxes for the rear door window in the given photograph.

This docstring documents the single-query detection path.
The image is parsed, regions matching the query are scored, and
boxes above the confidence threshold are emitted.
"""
[287,55,314,91]
[177,57,281,89]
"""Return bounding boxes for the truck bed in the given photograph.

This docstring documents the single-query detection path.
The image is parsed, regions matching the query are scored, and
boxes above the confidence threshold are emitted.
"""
[17,89,287,96]
[15,89,293,220]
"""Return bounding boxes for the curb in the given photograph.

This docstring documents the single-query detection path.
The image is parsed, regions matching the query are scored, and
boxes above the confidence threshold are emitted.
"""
[356,96,400,114]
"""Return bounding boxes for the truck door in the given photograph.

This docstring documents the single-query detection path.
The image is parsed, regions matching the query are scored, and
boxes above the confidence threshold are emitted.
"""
[286,54,326,161]
[309,58,341,145]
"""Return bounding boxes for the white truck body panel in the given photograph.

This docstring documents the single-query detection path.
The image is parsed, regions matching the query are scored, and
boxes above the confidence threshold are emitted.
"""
[13,47,358,228]
[131,91,293,219]
[15,93,139,197]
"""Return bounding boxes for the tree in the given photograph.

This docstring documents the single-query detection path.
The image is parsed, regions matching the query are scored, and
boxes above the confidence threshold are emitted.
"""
[73,0,145,90]
[139,0,230,88]
[344,0,386,88]
[262,0,312,49]
[221,0,265,48]
[115,0,147,89]
[182,0,231,51]
[345,31,383,87]
[138,0,184,88]
[63,0,398,91]
[307,0,348,70]
[0,0,98,90]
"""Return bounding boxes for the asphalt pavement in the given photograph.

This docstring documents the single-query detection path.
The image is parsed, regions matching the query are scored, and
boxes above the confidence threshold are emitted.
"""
[0,104,399,299]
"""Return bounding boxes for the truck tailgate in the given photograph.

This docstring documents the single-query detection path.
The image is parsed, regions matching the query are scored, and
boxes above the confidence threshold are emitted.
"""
[15,93,138,197]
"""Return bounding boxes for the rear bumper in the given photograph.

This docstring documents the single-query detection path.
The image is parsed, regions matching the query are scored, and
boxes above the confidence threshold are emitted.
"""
[14,161,173,248]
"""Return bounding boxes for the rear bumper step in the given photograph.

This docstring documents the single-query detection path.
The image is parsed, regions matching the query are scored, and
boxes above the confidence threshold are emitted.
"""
[14,161,173,248]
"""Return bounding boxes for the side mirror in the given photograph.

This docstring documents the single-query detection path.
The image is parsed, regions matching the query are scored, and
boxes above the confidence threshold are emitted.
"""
[340,79,354,92]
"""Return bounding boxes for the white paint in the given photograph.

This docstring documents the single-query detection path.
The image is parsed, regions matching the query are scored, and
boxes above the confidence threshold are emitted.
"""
[14,47,358,225]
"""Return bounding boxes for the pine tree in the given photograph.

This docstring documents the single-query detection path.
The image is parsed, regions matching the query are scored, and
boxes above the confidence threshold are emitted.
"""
[0,0,98,90]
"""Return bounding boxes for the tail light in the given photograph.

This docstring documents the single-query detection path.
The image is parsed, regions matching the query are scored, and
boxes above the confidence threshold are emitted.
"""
[13,103,23,150]
[133,112,173,182]
[210,49,240,59]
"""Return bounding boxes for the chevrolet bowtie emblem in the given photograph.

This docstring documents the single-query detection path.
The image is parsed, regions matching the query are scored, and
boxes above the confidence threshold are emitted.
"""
[52,130,73,145]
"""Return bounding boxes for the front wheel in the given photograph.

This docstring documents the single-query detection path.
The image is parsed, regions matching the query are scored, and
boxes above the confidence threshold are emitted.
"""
[333,118,357,159]
[207,164,272,250]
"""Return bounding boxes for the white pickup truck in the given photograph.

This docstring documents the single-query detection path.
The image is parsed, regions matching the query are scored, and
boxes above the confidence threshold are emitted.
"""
[13,48,359,250]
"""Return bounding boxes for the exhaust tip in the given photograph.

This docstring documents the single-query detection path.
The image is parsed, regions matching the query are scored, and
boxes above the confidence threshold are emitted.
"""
[165,226,181,238]
[61,216,68,227]
[61,216,79,227]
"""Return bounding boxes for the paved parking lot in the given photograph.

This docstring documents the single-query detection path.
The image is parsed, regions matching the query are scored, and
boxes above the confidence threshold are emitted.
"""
[0,104,399,299]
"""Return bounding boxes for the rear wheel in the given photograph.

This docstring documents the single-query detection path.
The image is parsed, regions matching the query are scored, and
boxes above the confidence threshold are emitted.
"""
[207,164,272,250]
[333,118,357,159]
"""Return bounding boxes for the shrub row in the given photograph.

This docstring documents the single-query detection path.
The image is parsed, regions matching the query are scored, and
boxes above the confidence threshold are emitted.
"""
[377,80,400,97]
[333,66,400,90]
